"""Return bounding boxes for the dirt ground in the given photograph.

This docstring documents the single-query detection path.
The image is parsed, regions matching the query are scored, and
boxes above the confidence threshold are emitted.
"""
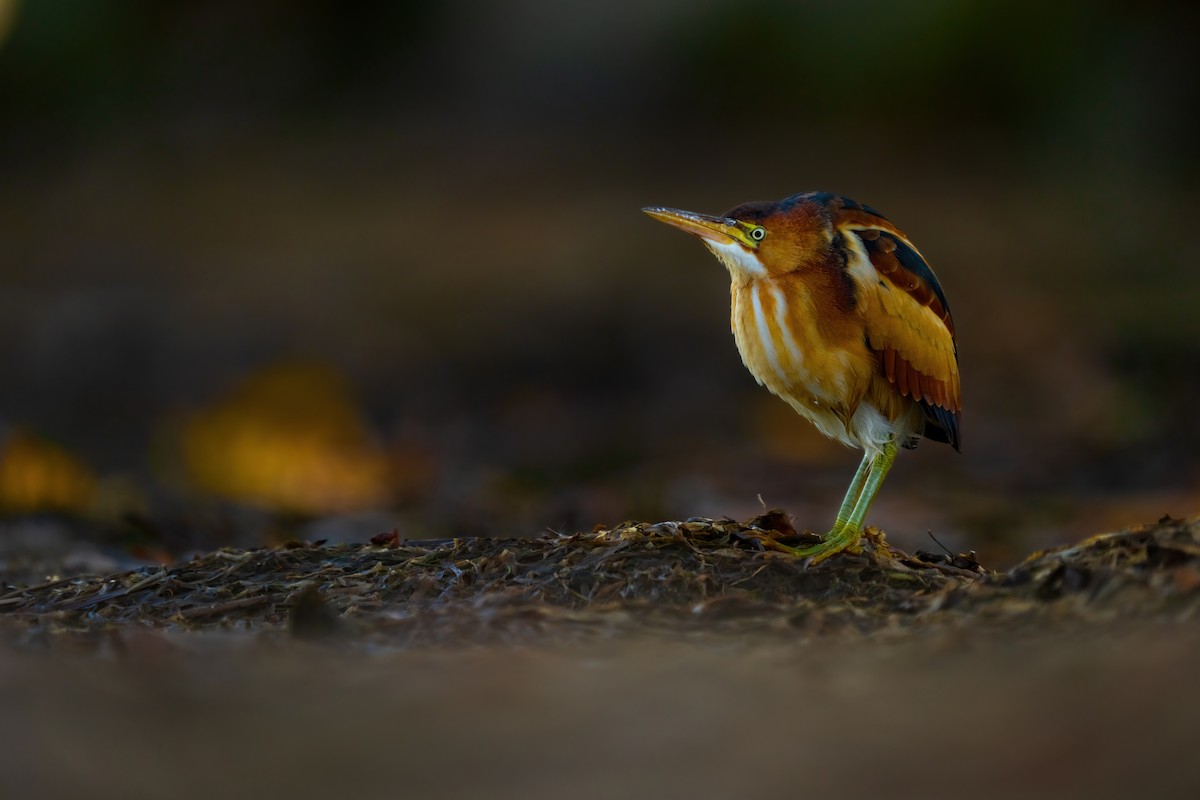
[2,513,1200,799]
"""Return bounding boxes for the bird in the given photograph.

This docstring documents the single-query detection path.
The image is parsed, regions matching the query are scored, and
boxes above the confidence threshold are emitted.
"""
[643,192,960,563]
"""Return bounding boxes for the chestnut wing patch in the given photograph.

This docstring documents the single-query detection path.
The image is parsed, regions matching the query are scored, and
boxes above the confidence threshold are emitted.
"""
[856,228,955,338]
[879,343,961,450]
[851,227,962,450]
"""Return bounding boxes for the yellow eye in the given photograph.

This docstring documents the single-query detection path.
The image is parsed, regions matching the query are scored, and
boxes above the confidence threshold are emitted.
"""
[749,226,766,241]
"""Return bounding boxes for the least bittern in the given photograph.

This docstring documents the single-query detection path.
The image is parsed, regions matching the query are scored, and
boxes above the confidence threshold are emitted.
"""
[644,192,960,563]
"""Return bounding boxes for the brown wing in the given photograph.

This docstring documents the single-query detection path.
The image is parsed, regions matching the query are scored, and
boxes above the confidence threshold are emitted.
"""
[849,225,961,450]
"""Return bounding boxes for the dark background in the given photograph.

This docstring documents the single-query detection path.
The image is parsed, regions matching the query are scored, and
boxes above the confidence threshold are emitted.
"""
[1,0,1198,564]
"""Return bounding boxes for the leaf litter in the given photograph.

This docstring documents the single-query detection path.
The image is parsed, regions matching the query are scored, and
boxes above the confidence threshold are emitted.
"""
[2,511,1198,650]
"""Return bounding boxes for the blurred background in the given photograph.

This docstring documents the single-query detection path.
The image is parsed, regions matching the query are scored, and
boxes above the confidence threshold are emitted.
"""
[1,0,1198,567]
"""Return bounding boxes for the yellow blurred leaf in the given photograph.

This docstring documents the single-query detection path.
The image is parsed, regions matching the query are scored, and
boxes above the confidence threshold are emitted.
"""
[179,362,391,514]
[0,427,96,514]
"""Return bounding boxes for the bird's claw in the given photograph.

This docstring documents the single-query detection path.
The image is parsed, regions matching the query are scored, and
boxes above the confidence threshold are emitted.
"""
[779,525,865,565]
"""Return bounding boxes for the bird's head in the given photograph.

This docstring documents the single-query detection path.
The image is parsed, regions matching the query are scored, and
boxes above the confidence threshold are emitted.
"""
[643,194,844,284]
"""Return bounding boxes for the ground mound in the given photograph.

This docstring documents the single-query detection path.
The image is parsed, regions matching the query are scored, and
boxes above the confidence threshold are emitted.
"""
[4,512,1197,648]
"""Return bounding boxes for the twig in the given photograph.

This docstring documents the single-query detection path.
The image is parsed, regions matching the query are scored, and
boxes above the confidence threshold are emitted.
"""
[178,594,273,620]
[926,530,954,556]
[60,569,169,611]
[0,575,84,602]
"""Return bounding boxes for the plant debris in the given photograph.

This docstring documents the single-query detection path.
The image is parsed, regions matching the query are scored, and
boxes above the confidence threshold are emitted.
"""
[2,512,1198,649]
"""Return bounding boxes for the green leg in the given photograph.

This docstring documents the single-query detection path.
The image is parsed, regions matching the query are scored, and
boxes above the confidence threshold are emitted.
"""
[842,439,898,534]
[830,449,873,533]
[787,439,899,564]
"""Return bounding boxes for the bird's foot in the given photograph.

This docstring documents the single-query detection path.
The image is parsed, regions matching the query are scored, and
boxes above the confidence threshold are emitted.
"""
[779,524,864,565]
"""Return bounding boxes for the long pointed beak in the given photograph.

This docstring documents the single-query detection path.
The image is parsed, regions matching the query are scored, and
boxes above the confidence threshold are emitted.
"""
[642,206,743,246]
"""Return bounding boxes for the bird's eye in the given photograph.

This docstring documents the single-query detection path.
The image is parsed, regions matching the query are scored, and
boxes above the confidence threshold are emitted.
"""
[749,227,766,241]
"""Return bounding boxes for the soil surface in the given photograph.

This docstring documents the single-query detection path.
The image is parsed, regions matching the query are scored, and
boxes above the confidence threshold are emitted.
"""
[4,511,1198,647]
[3,513,1199,799]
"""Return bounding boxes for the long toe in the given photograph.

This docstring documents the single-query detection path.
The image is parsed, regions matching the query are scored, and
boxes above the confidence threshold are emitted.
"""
[786,526,864,565]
